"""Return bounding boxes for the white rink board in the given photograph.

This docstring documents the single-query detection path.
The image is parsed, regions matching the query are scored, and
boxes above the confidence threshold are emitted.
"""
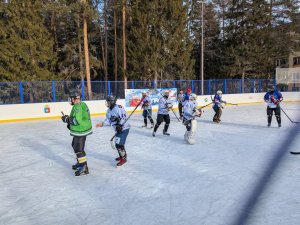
[0,92,299,122]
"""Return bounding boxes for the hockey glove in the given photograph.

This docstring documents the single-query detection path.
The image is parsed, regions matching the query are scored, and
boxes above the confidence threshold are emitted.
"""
[115,124,123,133]
[61,115,70,123]
[110,116,120,123]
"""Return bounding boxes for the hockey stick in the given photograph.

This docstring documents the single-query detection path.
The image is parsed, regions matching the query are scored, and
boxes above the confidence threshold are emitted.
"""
[290,151,300,155]
[110,96,146,144]
[145,108,154,122]
[280,107,299,124]
[61,111,64,116]
[225,103,238,106]
[199,102,213,109]
[171,108,182,122]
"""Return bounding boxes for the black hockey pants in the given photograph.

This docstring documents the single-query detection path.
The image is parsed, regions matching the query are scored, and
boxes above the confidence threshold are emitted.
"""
[267,107,281,125]
[72,136,87,165]
[213,108,222,122]
[154,114,170,132]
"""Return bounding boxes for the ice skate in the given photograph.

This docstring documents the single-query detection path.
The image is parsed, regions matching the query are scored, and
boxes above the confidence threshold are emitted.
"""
[72,162,80,170]
[75,164,89,176]
[152,131,156,137]
[117,157,127,166]
[163,131,170,136]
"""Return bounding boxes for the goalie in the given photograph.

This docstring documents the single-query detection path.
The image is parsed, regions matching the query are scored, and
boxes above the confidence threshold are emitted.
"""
[182,93,202,144]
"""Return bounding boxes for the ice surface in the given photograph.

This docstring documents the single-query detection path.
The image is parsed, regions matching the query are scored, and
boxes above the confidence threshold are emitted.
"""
[0,102,300,225]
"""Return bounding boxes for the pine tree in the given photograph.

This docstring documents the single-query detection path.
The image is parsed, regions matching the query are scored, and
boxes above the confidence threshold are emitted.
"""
[127,0,194,81]
[0,0,56,81]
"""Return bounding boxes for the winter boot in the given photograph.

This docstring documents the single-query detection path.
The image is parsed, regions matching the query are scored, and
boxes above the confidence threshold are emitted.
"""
[75,164,89,176]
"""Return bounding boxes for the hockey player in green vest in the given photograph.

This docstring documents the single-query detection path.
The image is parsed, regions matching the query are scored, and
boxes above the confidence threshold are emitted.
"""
[61,90,93,176]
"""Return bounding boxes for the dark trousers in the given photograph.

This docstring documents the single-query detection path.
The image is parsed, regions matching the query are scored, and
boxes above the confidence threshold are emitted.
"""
[267,107,281,125]
[154,114,170,132]
[213,108,222,122]
[183,118,191,131]
[72,136,87,165]
[178,103,183,117]
[142,109,154,125]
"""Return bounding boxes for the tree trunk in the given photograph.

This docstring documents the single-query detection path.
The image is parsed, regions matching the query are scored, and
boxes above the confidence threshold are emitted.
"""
[104,0,108,82]
[122,0,127,89]
[77,16,84,82]
[114,2,118,81]
[83,8,92,100]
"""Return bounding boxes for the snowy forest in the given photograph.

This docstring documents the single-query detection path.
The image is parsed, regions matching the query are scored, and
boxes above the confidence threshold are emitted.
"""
[0,0,300,83]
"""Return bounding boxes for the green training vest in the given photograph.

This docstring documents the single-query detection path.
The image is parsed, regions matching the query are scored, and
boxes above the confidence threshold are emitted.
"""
[69,102,93,136]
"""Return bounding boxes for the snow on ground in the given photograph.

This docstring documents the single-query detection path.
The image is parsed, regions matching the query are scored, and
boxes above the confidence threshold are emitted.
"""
[0,102,300,225]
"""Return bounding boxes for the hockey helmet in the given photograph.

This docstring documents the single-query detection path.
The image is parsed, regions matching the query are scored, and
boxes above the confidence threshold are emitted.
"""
[186,88,192,93]
[267,84,275,92]
[142,91,148,97]
[68,89,81,105]
[217,90,222,95]
[189,93,197,101]
[106,95,117,108]
[163,90,170,97]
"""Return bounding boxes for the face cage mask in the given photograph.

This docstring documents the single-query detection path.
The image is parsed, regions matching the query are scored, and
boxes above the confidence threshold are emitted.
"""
[68,97,79,105]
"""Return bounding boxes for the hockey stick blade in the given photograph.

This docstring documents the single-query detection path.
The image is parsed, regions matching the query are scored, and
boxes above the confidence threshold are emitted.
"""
[290,151,300,155]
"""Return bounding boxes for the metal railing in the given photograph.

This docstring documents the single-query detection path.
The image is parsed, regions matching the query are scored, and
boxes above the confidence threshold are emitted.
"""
[0,78,296,105]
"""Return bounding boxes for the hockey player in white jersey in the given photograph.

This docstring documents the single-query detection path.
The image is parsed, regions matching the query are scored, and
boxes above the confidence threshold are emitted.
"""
[96,96,130,166]
[152,90,173,137]
[182,93,202,144]
[141,91,154,128]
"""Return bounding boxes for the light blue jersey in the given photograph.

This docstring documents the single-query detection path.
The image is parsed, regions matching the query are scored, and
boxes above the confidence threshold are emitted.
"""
[158,96,173,115]
[103,105,130,132]
[142,96,152,110]
[183,100,198,120]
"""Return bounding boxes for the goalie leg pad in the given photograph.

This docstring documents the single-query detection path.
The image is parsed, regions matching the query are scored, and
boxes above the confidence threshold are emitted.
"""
[186,119,197,144]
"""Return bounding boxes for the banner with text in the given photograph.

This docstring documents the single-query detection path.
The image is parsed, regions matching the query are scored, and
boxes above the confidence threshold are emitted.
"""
[124,88,177,109]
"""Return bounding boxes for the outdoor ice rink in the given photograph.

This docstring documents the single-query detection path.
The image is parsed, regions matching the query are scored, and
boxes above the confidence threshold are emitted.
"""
[1,102,300,225]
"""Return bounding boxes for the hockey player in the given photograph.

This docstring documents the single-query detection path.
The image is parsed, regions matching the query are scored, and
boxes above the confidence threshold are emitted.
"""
[182,87,192,105]
[212,90,227,123]
[152,90,173,137]
[177,89,184,120]
[141,91,154,128]
[96,96,130,166]
[264,86,283,127]
[183,93,202,144]
[61,90,92,176]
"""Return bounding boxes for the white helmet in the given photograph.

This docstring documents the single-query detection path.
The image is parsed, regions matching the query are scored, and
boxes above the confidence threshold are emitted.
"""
[142,91,147,96]
[163,90,170,97]
[217,90,222,95]
[189,93,197,101]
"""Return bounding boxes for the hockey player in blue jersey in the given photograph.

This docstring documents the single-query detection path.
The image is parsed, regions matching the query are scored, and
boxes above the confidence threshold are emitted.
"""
[182,87,192,105]
[96,96,130,166]
[264,86,283,127]
[212,90,227,123]
[182,93,202,144]
[152,90,173,137]
[141,91,154,128]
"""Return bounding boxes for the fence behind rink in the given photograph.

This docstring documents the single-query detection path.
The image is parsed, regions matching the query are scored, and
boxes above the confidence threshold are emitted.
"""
[0,78,298,105]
